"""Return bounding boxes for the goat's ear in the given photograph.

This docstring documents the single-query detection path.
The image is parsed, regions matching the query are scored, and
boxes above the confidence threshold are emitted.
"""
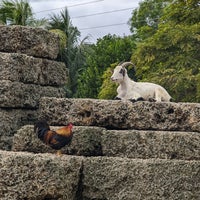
[119,67,126,77]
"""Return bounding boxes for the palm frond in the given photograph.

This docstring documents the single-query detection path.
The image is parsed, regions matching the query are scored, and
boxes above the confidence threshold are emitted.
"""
[0,0,33,25]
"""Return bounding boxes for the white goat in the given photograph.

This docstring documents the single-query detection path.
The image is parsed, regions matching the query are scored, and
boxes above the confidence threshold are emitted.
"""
[111,62,171,102]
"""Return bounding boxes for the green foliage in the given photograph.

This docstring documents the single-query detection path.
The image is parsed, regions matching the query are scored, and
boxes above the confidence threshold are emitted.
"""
[0,0,48,27]
[94,34,135,71]
[49,29,67,50]
[130,0,200,102]
[48,9,80,45]
[98,63,118,99]
[76,34,136,98]
[162,0,200,25]
[48,8,90,97]
[129,0,171,40]
[27,17,48,28]
[0,0,32,25]
[75,61,101,98]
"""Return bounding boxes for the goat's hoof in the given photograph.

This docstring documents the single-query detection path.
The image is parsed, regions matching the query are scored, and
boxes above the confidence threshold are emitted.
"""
[129,97,144,103]
[148,98,156,102]
[114,97,121,100]
[137,97,145,101]
[129,99,137,103]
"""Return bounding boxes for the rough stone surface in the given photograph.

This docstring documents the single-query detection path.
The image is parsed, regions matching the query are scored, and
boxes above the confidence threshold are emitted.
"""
[12,125,104,156]
[0,108,38,150]
[0,25,60,59]
[128,101,200,132]
[0,52,68,86]
[83,157,200,200]
[0,150,83,200]
[12,125,200,160]
[102,130,200,160]
[0,80,65,108]
[39,98,129,128]
[39,98,200,132]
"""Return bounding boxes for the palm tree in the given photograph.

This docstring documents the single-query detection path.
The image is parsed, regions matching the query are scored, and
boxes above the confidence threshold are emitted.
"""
[48,8,90,97]
[28,17,49,28]
[48,9,81,60]
[0,0,32,25]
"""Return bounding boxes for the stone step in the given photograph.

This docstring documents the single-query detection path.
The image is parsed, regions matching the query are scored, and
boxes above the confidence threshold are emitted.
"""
[102,129,200,160]
[0,25,59,59]
[0,150,83,200]
[12,125,104,156]
[0,108,38,150]
[38,98,200,133]
[0,80,65,108]
[12,125,200,160]
[0,52,67,86]
[0,150,199,200]
[83,157,200,200]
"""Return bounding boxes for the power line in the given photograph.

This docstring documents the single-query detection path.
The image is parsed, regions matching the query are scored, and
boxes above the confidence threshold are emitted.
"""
[30,1,136,34]
[71,7,135,19]
[33,0,104,14]
[80,22,127,30]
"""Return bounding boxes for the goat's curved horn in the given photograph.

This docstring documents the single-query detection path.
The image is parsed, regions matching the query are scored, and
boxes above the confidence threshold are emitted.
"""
[121,62,134,68]
[118,61,124,66]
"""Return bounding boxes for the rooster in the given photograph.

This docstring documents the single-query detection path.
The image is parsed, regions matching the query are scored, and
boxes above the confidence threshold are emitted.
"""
[34,120,73,155]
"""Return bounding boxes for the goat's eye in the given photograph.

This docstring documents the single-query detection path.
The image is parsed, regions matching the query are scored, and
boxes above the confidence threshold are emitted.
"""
[119,68,125,76]
[119,69,123,74]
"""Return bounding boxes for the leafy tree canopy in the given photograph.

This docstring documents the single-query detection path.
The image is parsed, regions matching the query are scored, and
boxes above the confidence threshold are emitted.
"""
[48,8,90,97]
[98,63,118,99]
[129,0,172,40]
[130,0,200,102]
[76,34,136,98]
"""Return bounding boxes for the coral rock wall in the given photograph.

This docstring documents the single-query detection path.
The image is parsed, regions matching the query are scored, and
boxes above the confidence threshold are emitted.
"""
[0,25,200,200]
[0,25,67,150]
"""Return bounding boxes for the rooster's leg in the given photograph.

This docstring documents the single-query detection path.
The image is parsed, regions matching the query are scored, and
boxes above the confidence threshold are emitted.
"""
[56,150,62,156]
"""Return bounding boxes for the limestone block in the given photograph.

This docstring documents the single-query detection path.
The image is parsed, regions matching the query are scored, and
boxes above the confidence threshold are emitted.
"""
[39,98,200,132]
[0,108,38,150]
[127,101,200,132]
[12,125,104,156]
[0,136,13,151]
[0,80,65,108]
[0,25,59,59]
[39,98,131,127]
[102,130,200,160]
[0,150,83,200]
[83,157,200,200]
[12,125,200,160]
[0,52,68,86]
